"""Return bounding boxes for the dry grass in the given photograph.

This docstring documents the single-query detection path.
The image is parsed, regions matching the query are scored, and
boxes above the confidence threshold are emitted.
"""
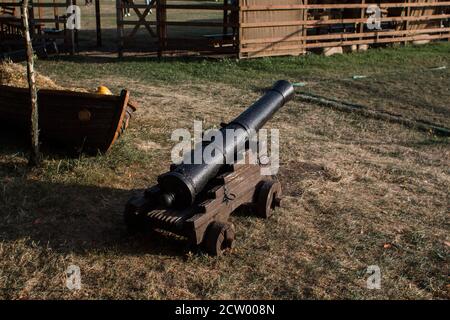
[0,45,449,300]
[1,84,448,300]
[0,60,61,89]
[0,60,90,93]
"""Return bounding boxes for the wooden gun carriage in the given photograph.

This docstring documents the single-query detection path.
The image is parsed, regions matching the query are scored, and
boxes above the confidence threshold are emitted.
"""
[125,150,282,256]
[124,80,294,255]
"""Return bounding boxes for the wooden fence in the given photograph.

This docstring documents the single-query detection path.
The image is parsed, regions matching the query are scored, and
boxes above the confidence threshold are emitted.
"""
[239,0,450,58]
[2,0,449,59]
[117,0,450,58]
[116,0,238,57]
[0,0,78,57]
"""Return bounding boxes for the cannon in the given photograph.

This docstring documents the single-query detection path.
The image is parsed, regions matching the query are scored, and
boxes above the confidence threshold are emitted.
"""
[124,80,295,255]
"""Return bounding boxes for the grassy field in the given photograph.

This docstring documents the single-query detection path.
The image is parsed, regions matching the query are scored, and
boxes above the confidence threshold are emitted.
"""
[0,41,449,299]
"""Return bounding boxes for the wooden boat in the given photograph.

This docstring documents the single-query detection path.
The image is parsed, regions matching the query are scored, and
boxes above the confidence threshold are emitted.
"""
[0,85,138,153]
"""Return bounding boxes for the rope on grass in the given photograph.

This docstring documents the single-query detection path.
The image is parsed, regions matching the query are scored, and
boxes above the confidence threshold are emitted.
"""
[295,91,450,137]
[292,65,447,88]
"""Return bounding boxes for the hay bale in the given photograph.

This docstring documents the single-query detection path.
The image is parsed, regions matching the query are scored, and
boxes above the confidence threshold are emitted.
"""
[413,36,431,45]
[358,44,369,52]
[0,61,88,92]
[0,61,62,89]
[323,46,343,56]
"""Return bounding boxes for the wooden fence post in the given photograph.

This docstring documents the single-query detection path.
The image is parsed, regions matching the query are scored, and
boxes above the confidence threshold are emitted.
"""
[223,0,229,38]
[157,0,167,58]
[303,0,308,55]
[95,0,102,47]
[116,0,124,57]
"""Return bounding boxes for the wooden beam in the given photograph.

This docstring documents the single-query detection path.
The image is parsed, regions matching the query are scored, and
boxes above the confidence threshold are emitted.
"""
[95,0,101,47]
[116,0,124,57]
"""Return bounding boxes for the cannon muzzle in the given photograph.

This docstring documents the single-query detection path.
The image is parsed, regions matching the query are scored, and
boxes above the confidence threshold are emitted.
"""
[158,80,295,209]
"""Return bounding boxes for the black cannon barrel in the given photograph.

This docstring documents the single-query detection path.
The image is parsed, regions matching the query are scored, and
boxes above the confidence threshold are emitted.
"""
[158,80,295,209]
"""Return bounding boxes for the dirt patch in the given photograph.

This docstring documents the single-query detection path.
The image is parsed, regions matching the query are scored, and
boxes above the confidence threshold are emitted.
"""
[135,140,163,152]
[279,161,342,197]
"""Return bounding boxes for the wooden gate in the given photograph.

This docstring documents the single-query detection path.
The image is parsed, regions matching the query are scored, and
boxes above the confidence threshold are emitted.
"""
[116,0,239,57]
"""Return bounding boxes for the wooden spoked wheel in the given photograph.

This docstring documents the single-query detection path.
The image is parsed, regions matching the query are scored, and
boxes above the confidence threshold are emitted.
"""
[256,180,282,219]
[203,222,235,256]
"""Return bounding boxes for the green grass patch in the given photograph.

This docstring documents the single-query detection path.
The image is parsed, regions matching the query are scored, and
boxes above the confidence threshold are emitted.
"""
[37,42,450,90]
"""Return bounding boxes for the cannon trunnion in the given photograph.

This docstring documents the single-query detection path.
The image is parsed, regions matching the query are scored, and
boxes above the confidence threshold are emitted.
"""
[124,81,294,255]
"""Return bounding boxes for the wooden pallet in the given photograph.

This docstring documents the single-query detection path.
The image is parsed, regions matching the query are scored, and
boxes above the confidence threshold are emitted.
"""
[125,153,282,256]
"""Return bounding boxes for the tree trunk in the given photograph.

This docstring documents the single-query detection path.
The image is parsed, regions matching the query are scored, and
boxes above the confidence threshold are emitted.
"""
[21,0,41,166]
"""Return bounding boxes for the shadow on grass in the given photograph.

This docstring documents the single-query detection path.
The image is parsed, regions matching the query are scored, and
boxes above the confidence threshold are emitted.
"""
[0,175,189,257]
[0,126,94,159]
[0,130,188,258]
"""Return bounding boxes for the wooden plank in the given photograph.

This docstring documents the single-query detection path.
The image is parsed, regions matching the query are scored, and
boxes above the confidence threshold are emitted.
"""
[95,0,101,47]
[240,27,450,45]
[240,14,450,28]
[240,2,450,11]
[240,33,450,54]
[103,89,129,152]
[116,0,124,57]
[303,0,308,54]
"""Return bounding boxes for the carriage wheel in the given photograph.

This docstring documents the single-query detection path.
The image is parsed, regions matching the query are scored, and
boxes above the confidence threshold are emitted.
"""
[203,221,235,256]
[256,180,282,219]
